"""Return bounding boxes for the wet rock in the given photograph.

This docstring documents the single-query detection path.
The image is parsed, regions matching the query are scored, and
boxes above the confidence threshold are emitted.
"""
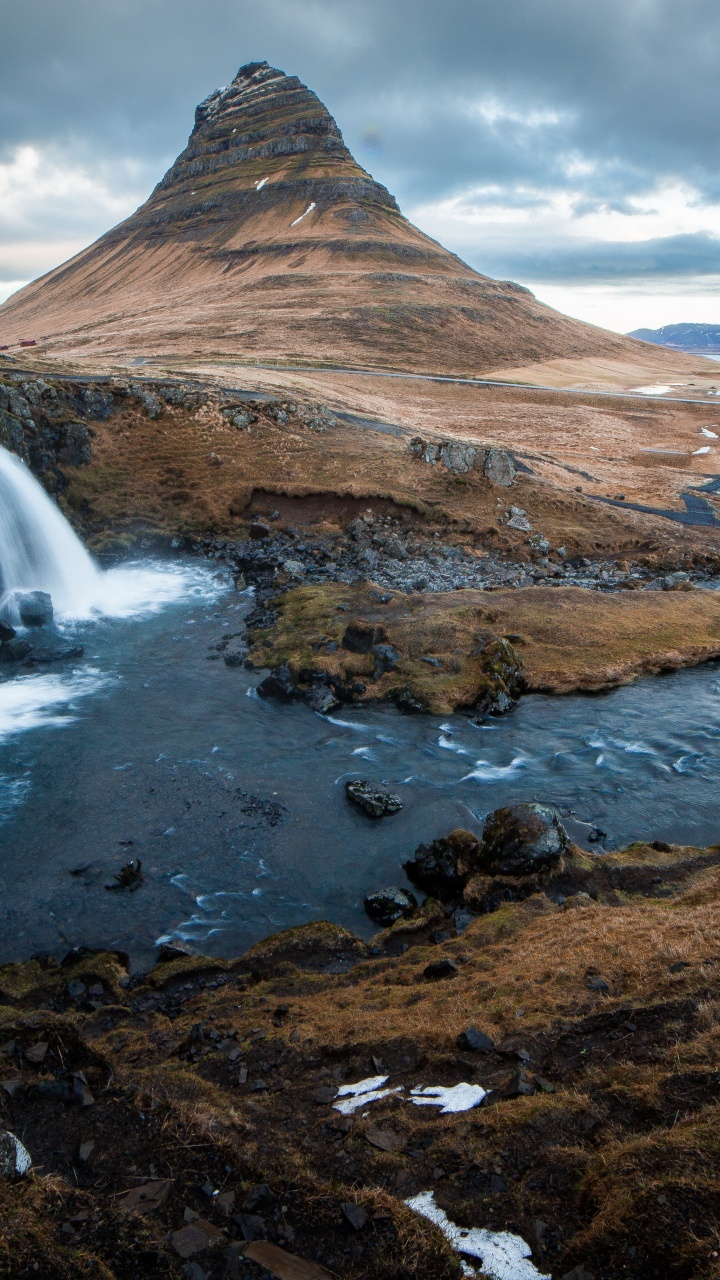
[0,1130,32,1179]
[158,940,198,963]
[341,620,385,653]
[457,1027,495,1054]
[345,779,403,818]
[106,859,143,891]
[16,590,53,626]
[404,828,480,899]
[0,622,16,642]
[392,687,426,714]
[0,638,32,663]
[479,802,569,876]
[484,448,516,486]
[364,886,418,925]
[303,681,340,714]
[424,958,458,980]
[27,644,84,664]
[257,662,296,701]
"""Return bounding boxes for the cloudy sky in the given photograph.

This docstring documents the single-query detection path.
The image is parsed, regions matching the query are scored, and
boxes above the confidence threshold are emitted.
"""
[2,0,720,333]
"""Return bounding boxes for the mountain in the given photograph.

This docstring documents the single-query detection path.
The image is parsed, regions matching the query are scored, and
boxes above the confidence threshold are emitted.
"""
[1,61,652,374]
[628,323,720,354]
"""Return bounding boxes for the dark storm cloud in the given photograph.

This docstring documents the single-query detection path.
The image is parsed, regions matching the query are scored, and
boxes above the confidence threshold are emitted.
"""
[2,0,720,286]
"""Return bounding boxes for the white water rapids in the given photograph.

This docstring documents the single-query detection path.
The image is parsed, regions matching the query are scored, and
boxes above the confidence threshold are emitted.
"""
[0,445,214,624]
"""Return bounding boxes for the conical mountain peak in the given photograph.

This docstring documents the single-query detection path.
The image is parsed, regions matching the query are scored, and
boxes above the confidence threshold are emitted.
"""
[0,64,643,374]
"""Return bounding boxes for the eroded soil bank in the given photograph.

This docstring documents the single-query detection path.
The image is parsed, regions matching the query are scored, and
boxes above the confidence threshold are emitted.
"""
[2,835,720,1279]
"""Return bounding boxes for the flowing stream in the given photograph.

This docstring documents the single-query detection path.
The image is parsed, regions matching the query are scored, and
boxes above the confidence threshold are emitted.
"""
[1,445,720,969]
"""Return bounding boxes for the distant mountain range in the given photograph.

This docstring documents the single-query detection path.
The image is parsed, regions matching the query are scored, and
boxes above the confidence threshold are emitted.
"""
[629,322,720,353]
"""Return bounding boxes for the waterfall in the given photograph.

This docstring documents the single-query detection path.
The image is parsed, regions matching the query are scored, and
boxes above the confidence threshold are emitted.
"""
[0,445,101,623]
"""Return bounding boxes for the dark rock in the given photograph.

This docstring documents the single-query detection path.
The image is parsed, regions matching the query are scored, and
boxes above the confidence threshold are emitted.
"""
[0,623,15,642]
[404,828,480,899]
[479,802,569,876]
[392,687,426,714]
[423,958,458,980]
[250,522,271,539]
[345,779,403,818]
[105,859,143,891]
[457,1027,495,1054]
[27,645,84,664]
[342,621,385,653]
[157,941,198,963]
[235,1213,265,1241]
[473,637,524,716]
[303,681,340,714]
[494,1065,536,1097]
[241,1184,277,1213]
[257,662,296,701]
[34,1073,94,1106]
[16,590,53,626]
[586,975,610,993]
[341,1202,367,1231]
[0,638,32,663]
[372,642,401,675]
[364,886,418,925]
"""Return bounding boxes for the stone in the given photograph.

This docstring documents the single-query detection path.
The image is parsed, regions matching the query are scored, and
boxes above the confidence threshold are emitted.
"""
[372,642,400,674]
[118,1179,172,1215]
[250,521,271,539]
[283,559,307,578]
[0,638,32,663]
[171,1219,225,1258]
[223,407,256,429]
[16,590,53,626]
[364,886,418,925]
[404,828,480,899]
[484,448,516,486]
[0,622,15,642]
[364,1125,405,1152]
[157,940,198,963]
[303,682,340,714]
[479,802,569,876]
[241,1184,277,1212]
[27,645,84,664]
[257,663,296,701]
[586,975,610,993]
[0,1130,32,1179]
[438,441,481,474]
[341,621,385,653]
[345,779,403,818]
[424,958,458,980]
[505,506,532,532]
[528,533,551,554]
[243,1240,334,1279]
[341,1202,368,1231]
[24,1042,48,1064]
[457,1027,495,1054]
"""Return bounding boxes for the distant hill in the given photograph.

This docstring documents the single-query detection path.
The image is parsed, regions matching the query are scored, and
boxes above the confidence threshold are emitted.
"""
[0,60,651,374]
[629,322,720,353]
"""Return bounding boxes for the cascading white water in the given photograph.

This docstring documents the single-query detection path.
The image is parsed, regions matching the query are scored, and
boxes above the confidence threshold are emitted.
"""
[0,445,101,623]
[0,444,230,627]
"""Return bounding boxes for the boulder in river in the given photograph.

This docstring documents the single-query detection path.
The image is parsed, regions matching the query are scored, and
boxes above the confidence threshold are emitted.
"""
[364,886,418,925]
[257,662,296,701]
[16,590,53,626]
[479,802,569,876]
[404,828,480,899]
[0,637,32,663]
[345,779,403,818]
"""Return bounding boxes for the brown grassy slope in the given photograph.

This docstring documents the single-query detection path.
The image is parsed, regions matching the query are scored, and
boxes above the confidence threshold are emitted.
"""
[3,845,720,1277]
[0,62,661,377]
[54,385,720,568]
[246,580,720,710]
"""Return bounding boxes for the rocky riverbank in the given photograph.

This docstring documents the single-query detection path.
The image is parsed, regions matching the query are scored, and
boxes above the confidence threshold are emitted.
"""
[2,808,720,1279]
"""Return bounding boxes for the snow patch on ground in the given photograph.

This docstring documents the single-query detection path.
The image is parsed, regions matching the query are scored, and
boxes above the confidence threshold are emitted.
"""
[405,1190,551,1280]
[409,1083,488,1113]
[290,202,316,226]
